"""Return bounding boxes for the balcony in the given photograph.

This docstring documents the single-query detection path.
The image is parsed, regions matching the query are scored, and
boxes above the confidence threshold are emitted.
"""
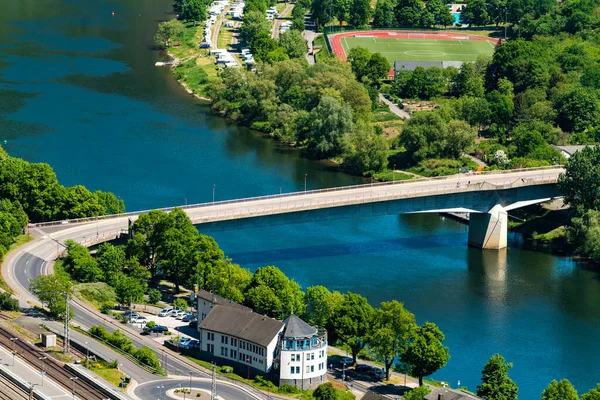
[281,335,327,351]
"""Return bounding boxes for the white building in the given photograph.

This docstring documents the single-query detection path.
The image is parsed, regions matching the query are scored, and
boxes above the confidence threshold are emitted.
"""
[278,314,328,389]
[196,293,327,389]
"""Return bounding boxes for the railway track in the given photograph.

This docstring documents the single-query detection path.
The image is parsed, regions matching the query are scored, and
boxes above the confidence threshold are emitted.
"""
[0,326,108,400]
[0,373,28,400]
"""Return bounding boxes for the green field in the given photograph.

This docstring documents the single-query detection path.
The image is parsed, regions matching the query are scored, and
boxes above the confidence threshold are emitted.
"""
[341,37,495,65]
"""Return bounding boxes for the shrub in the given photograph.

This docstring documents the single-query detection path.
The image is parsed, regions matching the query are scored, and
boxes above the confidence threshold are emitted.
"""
[134,346,161,369]
[146,320,156,329]
[314,383,336,400]
[220,366,234,373]
[278,384,300,394]
[173,298,188,310]
[107,330,134,353]
[89,325,109,340]
[0,292,19,311]
[147,289,161,305]
[100,302,113,314]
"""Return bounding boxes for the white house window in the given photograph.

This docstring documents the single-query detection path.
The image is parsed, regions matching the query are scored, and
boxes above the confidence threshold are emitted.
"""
[311,366,314,372]
[290,366,295,374]
[306,366,310,373]
[311,353,314,360]
[295,366,300,374]
[306,353,310,361]
[291,354,296,362]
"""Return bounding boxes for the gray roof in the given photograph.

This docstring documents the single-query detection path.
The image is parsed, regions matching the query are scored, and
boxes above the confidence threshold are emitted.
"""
[197,289,252,312]
[394,60,463,72]
[424,388,484,400]
[552,145,593,155]
[283,314,317,338]
[200,305,284,347]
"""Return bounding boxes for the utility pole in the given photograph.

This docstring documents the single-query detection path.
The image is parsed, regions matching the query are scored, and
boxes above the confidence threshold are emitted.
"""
[64,294,70,354]
[211,363,217,400]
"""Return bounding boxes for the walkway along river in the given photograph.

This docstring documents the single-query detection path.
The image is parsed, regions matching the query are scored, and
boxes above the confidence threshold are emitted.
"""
[1,1,600,397]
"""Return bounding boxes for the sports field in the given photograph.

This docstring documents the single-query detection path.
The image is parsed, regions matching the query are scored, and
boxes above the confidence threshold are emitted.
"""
[329,31,499,64]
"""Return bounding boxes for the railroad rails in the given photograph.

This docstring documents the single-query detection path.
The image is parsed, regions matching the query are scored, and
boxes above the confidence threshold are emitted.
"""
[0,373,28,400]
[0,326,107,400]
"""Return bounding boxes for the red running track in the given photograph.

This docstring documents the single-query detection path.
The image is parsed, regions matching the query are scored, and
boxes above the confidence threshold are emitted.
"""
[328,30,500,61]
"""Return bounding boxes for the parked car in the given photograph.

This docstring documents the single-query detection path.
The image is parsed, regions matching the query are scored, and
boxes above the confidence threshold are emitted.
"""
[341,357,354,366]
[178,337,193,348]
[189,340,200,349]
[355,364,373,373]
[130,316,147,324]
[173,310,186,319]
[122,310,137,318]
[188,320,198,329]
[144,325,169,334]
[159,307,174,317]
[371,368,385,380]
[182,313,196,322]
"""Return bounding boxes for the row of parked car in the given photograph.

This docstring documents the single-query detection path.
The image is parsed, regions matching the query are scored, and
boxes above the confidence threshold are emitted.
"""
[339,357,385,380]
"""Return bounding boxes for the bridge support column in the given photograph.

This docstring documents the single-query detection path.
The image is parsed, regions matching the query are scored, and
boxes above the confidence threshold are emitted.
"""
[468,204,508,250]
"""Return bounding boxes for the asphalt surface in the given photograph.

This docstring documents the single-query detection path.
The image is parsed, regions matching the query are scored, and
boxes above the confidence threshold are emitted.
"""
[136,377,256,400]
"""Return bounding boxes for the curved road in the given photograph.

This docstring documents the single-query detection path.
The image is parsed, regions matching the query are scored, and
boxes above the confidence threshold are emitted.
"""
[136,377,256,400]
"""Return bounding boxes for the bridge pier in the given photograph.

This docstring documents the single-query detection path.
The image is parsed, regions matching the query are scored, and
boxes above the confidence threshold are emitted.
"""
[468,204,508,250]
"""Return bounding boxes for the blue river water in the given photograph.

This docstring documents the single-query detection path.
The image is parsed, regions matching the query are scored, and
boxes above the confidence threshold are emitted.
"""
[1,1,600,397]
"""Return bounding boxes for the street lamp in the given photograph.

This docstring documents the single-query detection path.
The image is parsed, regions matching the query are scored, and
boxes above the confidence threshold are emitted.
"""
[39,356,47,386]
[70,376,78,399]
[85,341,89,365]
[247,356,251,379]
[393,164,396,182]
[10,337,18,366]
[212,184,216,204]
[304,174,307,193]
[342,362,346,382]
[28,382,40,400]
[189,371,193,394]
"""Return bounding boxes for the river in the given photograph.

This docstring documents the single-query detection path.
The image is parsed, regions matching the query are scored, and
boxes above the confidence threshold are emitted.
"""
[1,1,599,397]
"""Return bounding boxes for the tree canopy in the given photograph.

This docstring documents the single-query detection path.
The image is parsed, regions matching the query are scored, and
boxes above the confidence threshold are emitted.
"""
[476,354,518,400]
[400,322,450,386]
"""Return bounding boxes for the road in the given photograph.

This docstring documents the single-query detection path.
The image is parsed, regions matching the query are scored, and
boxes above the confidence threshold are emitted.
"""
[272,4,294,38]
[378,93,410,119]
[136,377,257,400]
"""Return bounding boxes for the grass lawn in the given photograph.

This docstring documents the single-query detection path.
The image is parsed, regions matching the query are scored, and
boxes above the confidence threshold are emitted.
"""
[173,57,219,99]
[341,37,495,65]
[218,24,235,50]
[90,366,127,389]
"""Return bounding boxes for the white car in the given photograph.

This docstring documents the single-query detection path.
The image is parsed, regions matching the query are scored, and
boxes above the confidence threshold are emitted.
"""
[159,307,174,317]
[131,316,147,324]
[172,310,186,319]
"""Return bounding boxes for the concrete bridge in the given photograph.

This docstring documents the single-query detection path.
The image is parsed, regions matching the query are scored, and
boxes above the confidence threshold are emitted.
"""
[31,167,563,250]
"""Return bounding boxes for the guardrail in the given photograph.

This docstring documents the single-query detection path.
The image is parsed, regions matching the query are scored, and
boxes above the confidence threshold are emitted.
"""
[30,166,563,228]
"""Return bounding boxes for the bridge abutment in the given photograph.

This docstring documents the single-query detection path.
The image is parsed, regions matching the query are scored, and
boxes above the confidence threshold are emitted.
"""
[468,204,508,250]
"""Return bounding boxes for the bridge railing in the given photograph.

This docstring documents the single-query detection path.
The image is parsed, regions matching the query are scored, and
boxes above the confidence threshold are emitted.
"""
[29,166,563,228]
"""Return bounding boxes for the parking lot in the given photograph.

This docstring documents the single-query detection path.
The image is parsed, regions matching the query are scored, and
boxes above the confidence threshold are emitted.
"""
[124,312,199,344]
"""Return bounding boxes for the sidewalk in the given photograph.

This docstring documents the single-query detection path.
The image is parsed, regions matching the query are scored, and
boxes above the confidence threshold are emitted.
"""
[0,343,72,399]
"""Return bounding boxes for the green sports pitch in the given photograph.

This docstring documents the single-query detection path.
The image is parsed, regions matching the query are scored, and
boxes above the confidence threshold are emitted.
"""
[341,37,495,64]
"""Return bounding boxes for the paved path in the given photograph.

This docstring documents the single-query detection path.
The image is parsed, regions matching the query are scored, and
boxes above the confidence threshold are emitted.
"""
[272,4,294,38]
[463,152,487,167]
[378,93,410,119]
[211,6,230,49]
[303,30,318,64]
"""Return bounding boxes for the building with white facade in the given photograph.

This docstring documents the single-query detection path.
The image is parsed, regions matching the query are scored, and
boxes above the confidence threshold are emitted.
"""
[278,314,328,389]
[195,295,327,389]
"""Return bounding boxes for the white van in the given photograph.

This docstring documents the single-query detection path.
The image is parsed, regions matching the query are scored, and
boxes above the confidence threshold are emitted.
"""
[159,307,174,317]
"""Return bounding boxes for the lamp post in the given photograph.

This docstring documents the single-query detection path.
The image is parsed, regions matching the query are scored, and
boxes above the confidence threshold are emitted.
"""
[393,164,396,182]
[70,376,78,400]
[10,337,18,366]
[39,356,47,386]
[342,362,346,382]
[212,184,216,204]
[247,356,251,379]
[85,341,89,365]
[189,371,193,394]
[304,174,307,193]
[28,382,40,400]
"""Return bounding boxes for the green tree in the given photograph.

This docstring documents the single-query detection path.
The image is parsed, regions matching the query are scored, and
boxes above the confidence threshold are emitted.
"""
[426,0,454,26]
[403,386,432,400]
[367,52,390,85]
[134,346,162,370]
[174,297,189,311]
[566,209,600,262]
[370,301,416,380]
[330,292,374,364]
[180,0,206,25]
[147,288,161,304]
[314,383,337,400]
[476,354,518,400]
[279,30,307,59]
[311,0,334,27]
[399,111,446,161]
[348,0,371,27]
[239,10,272,47]
[400,322,450,386]
[30,274,72,320]
[555,87,600,133]
[96,243,125,284]
[541,379,579,400]
[304,285,343,328]
[343,123,389,174]
[113,273,145,305]
[582,384,600,400]
[372,0,397,27]
[305,95,354,159]
[395,0,427,27]
[251,31,282,62]
[154,19,185,48]
[333,0,352,24]
[126,210,169,279]
[244,266,305,317]
[348,47,372,81]
[460,0,490,26]
[63,240,103,283]
[558,146,600,213]
[452,63,485,98]
[446,120,476,158]
[0,292,19,311]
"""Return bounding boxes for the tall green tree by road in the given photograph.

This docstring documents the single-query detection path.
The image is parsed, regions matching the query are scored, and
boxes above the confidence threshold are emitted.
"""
[400,322,450,386]
[304,285,343,328]
[541,379,578,400]
[154,19,185,48]
[279,30,308,59]
[476,354,518,400]
[558,146,600,213]
[403,386,432,400]
[180,0,207,25]
[126,210,168,279]
[582,384,600,400]
[369,300,416,380]
[348,0,371,27]
[30,274,72,320]
[330,292,374,364]
[244,266,305,317]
